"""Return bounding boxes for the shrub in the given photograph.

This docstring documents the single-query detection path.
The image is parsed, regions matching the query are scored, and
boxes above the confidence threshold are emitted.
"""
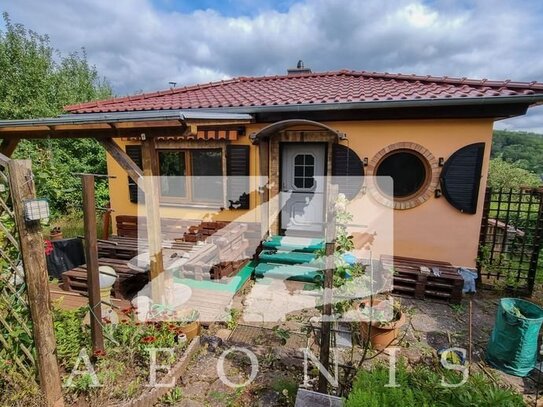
[346,361,525,407]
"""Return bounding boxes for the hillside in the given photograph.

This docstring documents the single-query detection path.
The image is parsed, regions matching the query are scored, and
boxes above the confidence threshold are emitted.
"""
[492,129,543,175]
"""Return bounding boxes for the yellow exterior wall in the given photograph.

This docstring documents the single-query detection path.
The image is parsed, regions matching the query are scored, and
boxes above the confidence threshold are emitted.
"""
[330,118,493,267]
[106,118,493,267]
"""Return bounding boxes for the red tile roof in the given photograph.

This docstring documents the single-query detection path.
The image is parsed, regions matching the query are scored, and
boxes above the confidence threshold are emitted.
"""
[65,69,543,114]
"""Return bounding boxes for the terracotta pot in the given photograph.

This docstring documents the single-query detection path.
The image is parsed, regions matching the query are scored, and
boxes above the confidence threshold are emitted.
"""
[177,320,200,341]
[50,231,63,240]
[359,299,406,350]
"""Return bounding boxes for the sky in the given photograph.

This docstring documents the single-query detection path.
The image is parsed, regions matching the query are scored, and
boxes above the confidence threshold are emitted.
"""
[2,0,543,132]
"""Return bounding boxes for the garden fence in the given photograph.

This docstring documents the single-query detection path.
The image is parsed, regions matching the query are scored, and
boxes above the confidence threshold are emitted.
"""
[478,187,543,295]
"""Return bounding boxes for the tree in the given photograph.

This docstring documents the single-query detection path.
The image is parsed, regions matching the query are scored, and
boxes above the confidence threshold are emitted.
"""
[492,130,543,175]
[0,12,113,214]
[488,157,541,190]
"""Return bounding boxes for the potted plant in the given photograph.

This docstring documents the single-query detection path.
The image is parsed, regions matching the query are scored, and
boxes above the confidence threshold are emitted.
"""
[358,298,405,350]
[173,309,200,340]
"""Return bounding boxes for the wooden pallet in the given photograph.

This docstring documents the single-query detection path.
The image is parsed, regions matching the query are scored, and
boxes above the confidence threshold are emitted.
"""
[380,255,464,304]
[98,235,195,260]
[61,257,148,299]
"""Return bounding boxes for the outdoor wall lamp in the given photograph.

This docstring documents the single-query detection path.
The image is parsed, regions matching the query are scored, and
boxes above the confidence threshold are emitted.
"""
[435,189,442,198]
[23,198,50,222]
[438,157,445,166]
[363,157,368,166]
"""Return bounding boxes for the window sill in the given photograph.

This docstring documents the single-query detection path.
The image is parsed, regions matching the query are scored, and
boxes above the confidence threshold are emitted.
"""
[159,201,225,210]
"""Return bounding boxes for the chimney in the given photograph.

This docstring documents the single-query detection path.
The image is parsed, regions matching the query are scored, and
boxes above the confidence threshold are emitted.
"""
[287,60,312,76]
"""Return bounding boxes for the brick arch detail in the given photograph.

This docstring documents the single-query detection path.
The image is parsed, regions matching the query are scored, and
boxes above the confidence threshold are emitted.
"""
[365,142,440,210]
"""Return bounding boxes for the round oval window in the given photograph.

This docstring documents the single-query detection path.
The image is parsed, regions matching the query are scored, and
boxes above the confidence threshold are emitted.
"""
[376,151,429,198]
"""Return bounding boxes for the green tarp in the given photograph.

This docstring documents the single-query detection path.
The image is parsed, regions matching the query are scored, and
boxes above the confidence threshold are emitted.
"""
[486,298,543,377]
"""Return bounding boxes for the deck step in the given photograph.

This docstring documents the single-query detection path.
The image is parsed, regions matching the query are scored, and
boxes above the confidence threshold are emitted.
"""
[262,236,324,253]
[258,250,318,265]
[254,262,322,283]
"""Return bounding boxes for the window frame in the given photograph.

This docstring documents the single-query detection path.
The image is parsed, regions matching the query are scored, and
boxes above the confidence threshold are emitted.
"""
[366,143,440,210]
[375,149,431,202]
[156,147,225,206]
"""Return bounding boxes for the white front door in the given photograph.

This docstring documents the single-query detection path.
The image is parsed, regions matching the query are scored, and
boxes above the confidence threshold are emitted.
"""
[280,144,326,235]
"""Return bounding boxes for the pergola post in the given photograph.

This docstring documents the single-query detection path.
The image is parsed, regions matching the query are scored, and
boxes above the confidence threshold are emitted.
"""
[7,159,64,407]
[140,136,164,302]
[258,139,270,238]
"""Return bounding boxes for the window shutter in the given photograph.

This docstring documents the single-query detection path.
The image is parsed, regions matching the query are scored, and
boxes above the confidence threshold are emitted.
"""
[331,144,364,200]
[226,145,250,209]
[440,143,485,214]
[125,145,144,203]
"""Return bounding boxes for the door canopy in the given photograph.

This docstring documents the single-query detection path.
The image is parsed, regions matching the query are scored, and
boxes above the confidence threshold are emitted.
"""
[249,119,346,144]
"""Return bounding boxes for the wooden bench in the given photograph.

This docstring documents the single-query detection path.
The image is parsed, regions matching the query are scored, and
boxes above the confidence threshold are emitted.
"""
[380,255,464,304]
[61,258,148,299]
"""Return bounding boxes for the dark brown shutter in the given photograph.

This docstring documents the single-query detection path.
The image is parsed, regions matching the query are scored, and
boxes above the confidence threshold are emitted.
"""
[126,145,144,203]
[226,145,250,209]
[441,143,485,214]
[331,144,364,200]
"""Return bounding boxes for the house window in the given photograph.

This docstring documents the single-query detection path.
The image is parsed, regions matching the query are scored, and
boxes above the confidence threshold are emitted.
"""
[293,153,315,189]
[367,143,439,210]
[375,150,429,199]
[158,149,223,204]
[191,150,223,202]
[159,151,187,197]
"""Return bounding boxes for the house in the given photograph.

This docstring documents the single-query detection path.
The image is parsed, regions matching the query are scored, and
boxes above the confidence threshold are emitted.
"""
[1,66,543,270]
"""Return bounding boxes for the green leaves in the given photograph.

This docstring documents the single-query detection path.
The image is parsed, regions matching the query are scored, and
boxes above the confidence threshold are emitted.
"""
[0,12,112,120]
[1,12,113,215]
[488,158,541,190]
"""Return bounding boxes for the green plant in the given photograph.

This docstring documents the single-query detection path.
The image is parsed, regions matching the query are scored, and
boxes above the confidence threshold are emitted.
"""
[272,325,291,345]
[159,386,183,405]
[450,304,466,314]
[227,308,241,330]
[345,361,525,407]
[271,377,298,406]
[52,306,89,367]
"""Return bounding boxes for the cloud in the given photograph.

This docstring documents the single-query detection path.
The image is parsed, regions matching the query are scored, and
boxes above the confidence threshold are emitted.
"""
[2,0,543,131]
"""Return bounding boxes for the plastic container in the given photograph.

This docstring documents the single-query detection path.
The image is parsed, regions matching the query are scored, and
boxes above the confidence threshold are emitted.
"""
[486,298,543,377]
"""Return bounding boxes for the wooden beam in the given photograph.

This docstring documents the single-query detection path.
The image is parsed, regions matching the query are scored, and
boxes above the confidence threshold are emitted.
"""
[111,120,184,129]
[99,138,143,185]
[0,152,11,167]
[0,137,20,157]
[82,175,105,354]
[0,126,50,133]
[318,183,338,394]
[141,136,164,302]
[258,140,270,238]
[8,160,64,407]
[49,123,112,131]
[181,124,198,137]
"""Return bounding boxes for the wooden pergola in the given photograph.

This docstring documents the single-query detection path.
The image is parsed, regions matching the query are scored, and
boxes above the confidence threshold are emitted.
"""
[0,110,253,291]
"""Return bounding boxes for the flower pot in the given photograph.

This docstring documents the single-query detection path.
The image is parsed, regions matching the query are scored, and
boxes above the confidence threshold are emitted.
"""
[359,299,406,350]
[174,309,201,340]
[50,231,63,240]
[177,320,200,340]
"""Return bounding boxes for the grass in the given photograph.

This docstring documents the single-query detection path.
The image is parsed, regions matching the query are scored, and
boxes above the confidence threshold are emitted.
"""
[45,210,108,240]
